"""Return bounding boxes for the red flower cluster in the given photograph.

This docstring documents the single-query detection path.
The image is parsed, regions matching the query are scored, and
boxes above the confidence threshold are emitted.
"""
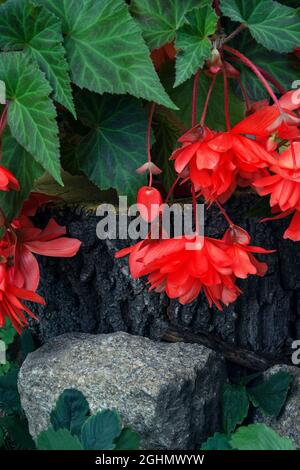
[116,226,272,308]
[0,193,81,332]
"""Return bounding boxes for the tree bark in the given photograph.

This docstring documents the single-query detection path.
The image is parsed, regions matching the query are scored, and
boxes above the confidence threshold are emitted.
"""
[30,193,299,367]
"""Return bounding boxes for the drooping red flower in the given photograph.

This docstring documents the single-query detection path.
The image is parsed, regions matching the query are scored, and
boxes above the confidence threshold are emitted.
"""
[0,165,19,191]
[137,186,162,222]
[10,214,81,291]
[253,142,300,241]
[115,231,271,308]
[170,120,276,203]
[0,242,45,333]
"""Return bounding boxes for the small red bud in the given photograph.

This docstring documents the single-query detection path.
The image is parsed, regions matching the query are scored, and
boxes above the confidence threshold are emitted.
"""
[137,186,162,222]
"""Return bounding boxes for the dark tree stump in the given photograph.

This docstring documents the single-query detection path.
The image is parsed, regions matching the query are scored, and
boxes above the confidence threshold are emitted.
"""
[29,193,300,368]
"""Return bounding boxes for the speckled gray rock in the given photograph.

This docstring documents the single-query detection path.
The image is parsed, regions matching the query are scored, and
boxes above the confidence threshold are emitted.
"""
[18,332,226,450]
[253,365,300,448]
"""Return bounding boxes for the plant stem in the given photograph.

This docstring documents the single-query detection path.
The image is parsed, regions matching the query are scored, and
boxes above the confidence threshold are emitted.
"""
[213,0,221,16]
[256,65,286,96]
[223,67,231,131]
[147,103,155,187]
[165,175,181,204]
[237,78,251,113]
[223,45,282,112]
[0,104,8,136]
[223,24,246,44]
[191,70,201,127]
[200,75,217,126]
[215,199,234,226]
[191,182,199,233]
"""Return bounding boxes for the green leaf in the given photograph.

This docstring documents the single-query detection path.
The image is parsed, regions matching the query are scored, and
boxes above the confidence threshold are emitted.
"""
[237,372,262,386]
[220,0,300,53]
[222,383,249,435]
[230,32,300,101]
[201,432,232,450]
[175,5,217,86]
[164,65,245,130]
[0,129,44,220]
[50,389,90,436]
[0,368,21,414]
[230,424,296,450]
[131,0,205,49]
[36,0,176,110]
[0,318,17,346]
[81,410,122,450]
[0,362,11,376]
[37,427,83,450]
[0,0,75,116]
[114,428,141,450]
[0,52,62,184]
[0,416,36,449]
[248,372,293,417]
[76,92,148,203]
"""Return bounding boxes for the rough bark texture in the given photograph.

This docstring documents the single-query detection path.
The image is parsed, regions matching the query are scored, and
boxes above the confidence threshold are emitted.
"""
[18,332,226,450]
[29,193,299,359]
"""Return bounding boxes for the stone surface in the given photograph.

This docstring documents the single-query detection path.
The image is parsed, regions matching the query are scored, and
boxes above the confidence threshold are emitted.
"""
[253,365,300,448]
[29,193,297,356]
[18,332,226,450]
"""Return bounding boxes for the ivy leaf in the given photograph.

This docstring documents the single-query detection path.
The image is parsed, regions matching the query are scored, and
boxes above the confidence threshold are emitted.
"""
[81,410,122,450]
[230,424,296,450]
[114,428,141,450]
[36,0,176,110]
[131,0,206,50]
[37,427,83,450]
[220,0,300,53]
[201,432,232,450]
[247,372,293,417]
[50,389,90,437]
[76,92,148,203]
[0,129,44,220]
[0,0,75,116]
[0,52,62,184]
[163,65,245,130]
[222,383,249,435]
[175,5,217,87]
[230,32,300,101]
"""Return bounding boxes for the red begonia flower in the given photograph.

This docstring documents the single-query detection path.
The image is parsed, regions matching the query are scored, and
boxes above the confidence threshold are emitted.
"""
[137,186,162,222]
[115,232,271,308]
[0,165,19,191]
[0,243,45,333]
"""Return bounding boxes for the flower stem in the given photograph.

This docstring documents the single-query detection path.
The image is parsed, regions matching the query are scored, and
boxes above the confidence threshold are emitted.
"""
[223,67,231,131]
[165,175,181,204]
[256,65,286,96]
[147,103,156,187]
[213,0,221,16]
[223,24,246,44]
[191,70,201,127]
[0,104,8,136]
[237,78,251,113]
[215,199,234,226]
[200,75,217,126]
[223,45,282,112]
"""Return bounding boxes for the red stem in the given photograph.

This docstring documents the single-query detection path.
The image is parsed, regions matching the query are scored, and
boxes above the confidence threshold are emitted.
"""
[256,65,286,96]
[237,78,251,113]
[164,175,181,204]
[200,75,217,126]
[215,200,234,226]
[191,70,201,127]
[223,45,282,112]
[0,104,8,136]
[147,103,155,187]
[223,67,231,131]
[191,182,199,233]
[213,0,221,16]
